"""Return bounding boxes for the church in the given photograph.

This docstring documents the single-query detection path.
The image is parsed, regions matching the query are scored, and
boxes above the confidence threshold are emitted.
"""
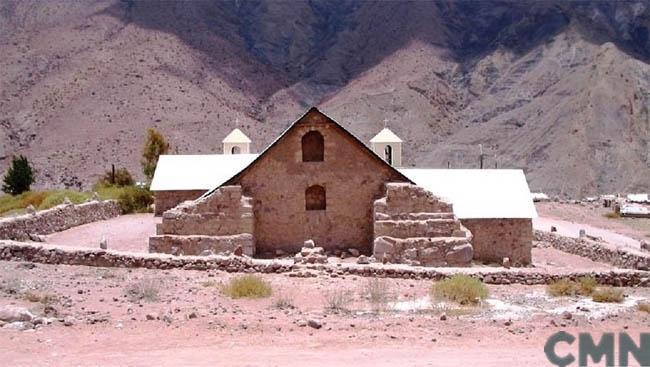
[149,108,537,266]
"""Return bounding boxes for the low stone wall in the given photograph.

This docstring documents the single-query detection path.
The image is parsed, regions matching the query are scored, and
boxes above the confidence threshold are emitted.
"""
[0,201,122,241]
[463,218,533,266]
[149,186,255,256]
[0,240,648,287]
[534,230,650,270]
[149,234,254,256]
[153,190,205,216]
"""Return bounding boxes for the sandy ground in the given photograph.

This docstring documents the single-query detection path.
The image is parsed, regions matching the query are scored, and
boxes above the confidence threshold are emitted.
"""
[45,214,160,253]
[1,261,648,367]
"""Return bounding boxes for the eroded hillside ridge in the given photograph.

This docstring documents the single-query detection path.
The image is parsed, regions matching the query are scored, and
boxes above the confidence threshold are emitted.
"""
[0,0,648,196]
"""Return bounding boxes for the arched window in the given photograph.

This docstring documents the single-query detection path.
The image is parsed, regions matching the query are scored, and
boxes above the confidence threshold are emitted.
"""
[302,131,324,162]
[231,146,241,154]
[384,145,393,165]
[305,185,326,211]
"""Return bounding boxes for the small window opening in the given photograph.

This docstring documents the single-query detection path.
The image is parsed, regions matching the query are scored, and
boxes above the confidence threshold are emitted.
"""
[302,131,324,162]
[305,185,326,210]
[231,146,241,154]
[384,145,393,165]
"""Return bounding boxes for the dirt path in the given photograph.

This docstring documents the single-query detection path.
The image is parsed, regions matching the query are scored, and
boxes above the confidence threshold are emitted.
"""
[533,216,642,249]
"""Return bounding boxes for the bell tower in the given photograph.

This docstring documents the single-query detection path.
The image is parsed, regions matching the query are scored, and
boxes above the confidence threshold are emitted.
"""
[370,126,402,167]
[222,128,251,154]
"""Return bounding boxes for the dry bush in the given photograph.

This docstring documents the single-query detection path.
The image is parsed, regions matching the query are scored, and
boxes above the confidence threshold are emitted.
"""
[592,287,624,303]
[638,302,650,313]
[603,212,621,219]
[199,280,218,288]
[547,277,597,297]
[431,275,488,306]
[222,275,272,299]
[125,278,161,302]
[23,291,58,305]
[324,290,354,313]
[273,292,295,310]
[363,278,392,312]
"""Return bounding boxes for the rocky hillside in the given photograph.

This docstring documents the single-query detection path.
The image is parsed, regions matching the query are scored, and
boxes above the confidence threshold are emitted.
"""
[0,0,648,196]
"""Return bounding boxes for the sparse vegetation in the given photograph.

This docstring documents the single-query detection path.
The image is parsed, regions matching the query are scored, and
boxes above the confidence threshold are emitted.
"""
[547,277,598,297]
[2,155,35,195]
[638,302,650,313]
[125,278,161,302]
[97,167,135,187]
[222,275,272,299]
[273,292,295,309]
[324,290,354,313]
[604,212,621,219]
[432,275,488,306]
[199,280,218,288]
[23,291,58,305]
[142,128,170,180]
[117,186,154,214]
[592,287,624,303]
[363,278,391,312]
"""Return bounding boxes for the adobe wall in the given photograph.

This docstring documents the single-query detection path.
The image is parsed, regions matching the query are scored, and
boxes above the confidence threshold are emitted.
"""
[153,190,205,216]
[462,218,532,265]
[149,186,255,256]
[230,111,407,255]
[0,200,122,241]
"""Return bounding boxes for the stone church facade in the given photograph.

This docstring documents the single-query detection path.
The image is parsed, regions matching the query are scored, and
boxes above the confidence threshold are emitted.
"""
[150,108,534,266]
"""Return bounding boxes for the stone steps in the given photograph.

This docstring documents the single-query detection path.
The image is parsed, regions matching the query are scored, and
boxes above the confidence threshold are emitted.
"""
[374,218,463,239]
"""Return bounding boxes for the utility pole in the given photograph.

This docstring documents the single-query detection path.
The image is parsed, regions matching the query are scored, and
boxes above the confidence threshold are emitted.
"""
[479,144,486,169]
[111,164,115,184]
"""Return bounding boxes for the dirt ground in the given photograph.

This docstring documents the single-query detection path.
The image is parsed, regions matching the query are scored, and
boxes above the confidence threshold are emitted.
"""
[0,261,648,366]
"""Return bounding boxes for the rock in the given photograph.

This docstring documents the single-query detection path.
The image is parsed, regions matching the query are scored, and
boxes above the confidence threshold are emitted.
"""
[303,240,315,248]
[146,313,158,321]
[348,248,360,257]
[3,321,33,331]
[296,320,307,327]
[439,313,447,321]
[0,306,35,323]
[233,246,243,256]
[15,262,36,270]
[357,255,370,264]
[25,205,36,214]
[504,319,512,326]
[502,257,511,269]
[445,243,473,265]
[307,319,322,329]
[550,226,557,232]
[62,197,73,205]
[562,311,572,320]
[275,249,286,257]
[579,229,586,238]
[188,312,198,319]
[63,316,75,327]
[91,192,100,201]
[640,240,649,252]
[99,236,108,250]
[199,250,214,256]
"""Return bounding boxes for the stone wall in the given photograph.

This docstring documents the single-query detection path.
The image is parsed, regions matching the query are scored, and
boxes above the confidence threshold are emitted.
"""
[227,109,408,255]
[372,183,474,266]
[149,186,255,256]
[1,240,648,287]
[462,219,533,266]
[534,230,650,270]
[0,201,121,241]
[153,190,205,216]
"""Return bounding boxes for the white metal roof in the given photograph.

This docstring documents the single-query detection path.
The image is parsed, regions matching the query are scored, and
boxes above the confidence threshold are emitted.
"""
[399,169,538,219]
[150,154,259,191]
[222,128,252,143]
[370,128,403,143]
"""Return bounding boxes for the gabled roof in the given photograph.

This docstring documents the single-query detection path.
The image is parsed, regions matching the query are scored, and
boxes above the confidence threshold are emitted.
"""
[150,154,258,191]
[222,128,251,143]
[370,128,403,143]
[399,169,538,219]
[201,107,412,198]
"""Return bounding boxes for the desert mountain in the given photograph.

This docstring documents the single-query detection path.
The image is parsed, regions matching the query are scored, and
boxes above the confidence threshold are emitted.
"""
[0,0,648,197]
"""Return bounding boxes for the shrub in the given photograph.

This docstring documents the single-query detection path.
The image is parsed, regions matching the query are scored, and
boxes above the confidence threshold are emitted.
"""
[363,278,391,312]
[592,287,624,303]
[432,275,488,305]
[142,128,170,180]
[222,275,272,299]
[547,277,598,297]
[98,167,134,187]
[118,186,154,214]
[638,302,650,313]
[2,155,35,195]
[273,292,295,309]
[125,278,161,302]
[23,292,58,305]
[324,290,354,313]
[604,212,620,219]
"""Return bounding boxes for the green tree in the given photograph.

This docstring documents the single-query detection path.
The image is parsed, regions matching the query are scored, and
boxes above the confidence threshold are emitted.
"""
[98,167,134,187]
[2,155,35,195]
[141,128,169,180]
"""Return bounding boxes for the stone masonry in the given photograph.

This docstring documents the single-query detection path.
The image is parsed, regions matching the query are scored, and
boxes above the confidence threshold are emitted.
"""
[373,183,473,266]
[153,190,206,216]
[0,200,121,241]
[149,186,255,256]
[462,218,533,266]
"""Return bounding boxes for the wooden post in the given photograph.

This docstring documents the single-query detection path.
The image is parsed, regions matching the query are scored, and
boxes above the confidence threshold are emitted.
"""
[111,164,115,184]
